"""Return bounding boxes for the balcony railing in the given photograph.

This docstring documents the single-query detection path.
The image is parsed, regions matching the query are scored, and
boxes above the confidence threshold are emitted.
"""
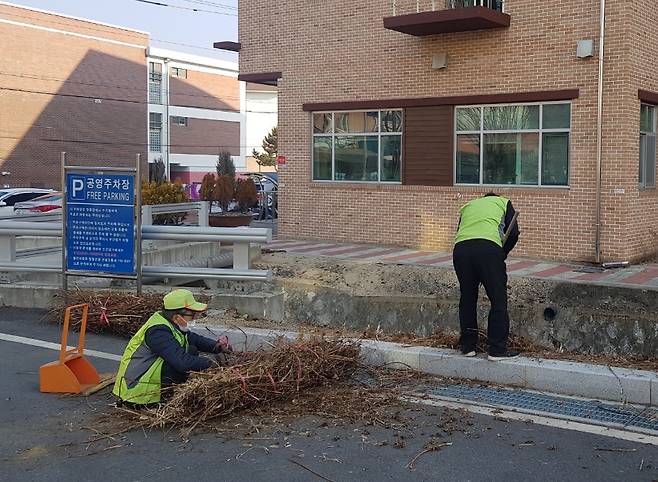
[385,0,509,36]
[392,0,504,16]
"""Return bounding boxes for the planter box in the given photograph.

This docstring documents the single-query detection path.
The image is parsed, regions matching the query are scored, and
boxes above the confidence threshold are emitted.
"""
[209,213,253,228]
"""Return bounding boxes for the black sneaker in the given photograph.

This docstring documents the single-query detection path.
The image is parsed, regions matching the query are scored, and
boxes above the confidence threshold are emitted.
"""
[488,351,520,361]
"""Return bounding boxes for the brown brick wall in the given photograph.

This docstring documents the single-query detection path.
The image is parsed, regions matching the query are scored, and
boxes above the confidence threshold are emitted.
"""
[0,6,148,189]
[170,118,240,156]
[169,70,240,111]
[625,1,658,261]
[239,0,651,262]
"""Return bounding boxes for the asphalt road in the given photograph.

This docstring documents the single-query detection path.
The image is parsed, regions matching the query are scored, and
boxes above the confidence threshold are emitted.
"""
[1,309,656,482]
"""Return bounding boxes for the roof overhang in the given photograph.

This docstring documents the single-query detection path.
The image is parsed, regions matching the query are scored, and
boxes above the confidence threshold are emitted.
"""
[213,41,241,52]
[238,72,282,87]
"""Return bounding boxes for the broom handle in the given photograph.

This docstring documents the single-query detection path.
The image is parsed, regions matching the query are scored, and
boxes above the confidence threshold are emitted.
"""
[502,211,519,246]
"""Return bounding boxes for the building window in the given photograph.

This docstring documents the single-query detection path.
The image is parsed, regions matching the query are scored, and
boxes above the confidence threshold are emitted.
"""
[149,112,162,153]
[312,110,402,182]
[171,67,187,79]
[640,103,656,189]
[149,61,162,104]
[455,102,571,186]
[172,116,188,127]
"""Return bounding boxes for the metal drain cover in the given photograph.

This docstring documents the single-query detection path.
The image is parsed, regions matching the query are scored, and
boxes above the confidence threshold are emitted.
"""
[426,384,658,434]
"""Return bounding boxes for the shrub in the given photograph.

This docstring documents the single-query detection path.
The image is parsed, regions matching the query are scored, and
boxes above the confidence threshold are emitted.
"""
[216,151,236,180]
[141,180,189,225]
[213,175,234,213]
[235,178,258,213]
[200,173,216,202]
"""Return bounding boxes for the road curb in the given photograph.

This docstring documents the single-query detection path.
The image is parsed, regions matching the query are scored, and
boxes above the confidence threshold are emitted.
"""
[196,323,658,407]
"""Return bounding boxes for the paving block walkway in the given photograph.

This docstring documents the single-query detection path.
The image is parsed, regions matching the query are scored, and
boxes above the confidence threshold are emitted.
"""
[265,239,658,290]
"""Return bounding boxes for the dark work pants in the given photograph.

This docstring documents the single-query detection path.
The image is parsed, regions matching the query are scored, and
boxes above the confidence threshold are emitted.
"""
[452,239,509,355]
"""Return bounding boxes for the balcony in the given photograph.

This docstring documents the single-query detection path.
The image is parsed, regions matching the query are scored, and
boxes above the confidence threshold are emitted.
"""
[383,0,510,36]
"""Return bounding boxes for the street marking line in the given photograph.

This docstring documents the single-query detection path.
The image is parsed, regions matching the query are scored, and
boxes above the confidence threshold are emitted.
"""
[404,395,658,446]
[0,332,121,361]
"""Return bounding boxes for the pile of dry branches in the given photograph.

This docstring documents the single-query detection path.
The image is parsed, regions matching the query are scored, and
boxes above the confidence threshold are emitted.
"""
[374,329,541,354]
[47,291,167,337]
[148,338,360,436]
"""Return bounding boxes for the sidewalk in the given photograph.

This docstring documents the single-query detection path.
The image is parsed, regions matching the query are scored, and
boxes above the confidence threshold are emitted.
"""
[265,239,658,290]
[201,322,658,409]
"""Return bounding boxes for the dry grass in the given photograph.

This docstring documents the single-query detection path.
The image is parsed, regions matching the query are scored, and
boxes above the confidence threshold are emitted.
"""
[145,338,361,437]
[47,290,206,338]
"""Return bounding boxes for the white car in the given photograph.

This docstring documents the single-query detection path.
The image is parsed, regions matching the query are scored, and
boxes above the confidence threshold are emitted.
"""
[0,188,54,215]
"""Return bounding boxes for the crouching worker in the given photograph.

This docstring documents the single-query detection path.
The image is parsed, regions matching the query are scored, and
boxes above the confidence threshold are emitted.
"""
[113,289,232,405]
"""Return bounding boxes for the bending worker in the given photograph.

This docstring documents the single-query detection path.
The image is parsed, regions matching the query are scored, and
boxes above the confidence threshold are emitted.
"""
[113,289,231,405]
[453,193,520,361]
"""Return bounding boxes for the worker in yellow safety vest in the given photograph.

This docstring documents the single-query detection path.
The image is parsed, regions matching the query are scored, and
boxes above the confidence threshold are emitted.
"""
[112,289,231,405]
[453,193,520,362]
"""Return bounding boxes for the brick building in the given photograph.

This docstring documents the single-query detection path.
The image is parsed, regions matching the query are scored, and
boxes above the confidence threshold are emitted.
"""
[234,0,658,262]
[0,1,149,188]
[147,49,278,185]
[0,2,277,191]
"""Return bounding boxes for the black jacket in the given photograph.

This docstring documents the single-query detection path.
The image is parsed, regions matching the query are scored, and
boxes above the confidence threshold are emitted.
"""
[144,319,220,384]
[501,200,520,257]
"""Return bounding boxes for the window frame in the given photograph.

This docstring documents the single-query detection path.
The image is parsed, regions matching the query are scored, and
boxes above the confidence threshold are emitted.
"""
[311,109,403,184]
[171,67,188,79]
[149,113,163,153]
[454,101,572,188]
[639,103,657,190]
[172,116,188,127]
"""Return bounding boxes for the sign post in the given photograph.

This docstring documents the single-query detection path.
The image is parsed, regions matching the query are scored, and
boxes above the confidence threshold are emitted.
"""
[61,154,141,294]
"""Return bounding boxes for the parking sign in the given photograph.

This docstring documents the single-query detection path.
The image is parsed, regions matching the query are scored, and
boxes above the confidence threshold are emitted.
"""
[65,173,136,274]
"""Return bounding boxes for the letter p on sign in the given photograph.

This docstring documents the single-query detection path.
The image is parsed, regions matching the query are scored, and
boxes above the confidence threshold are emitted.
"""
[72,178,85,199]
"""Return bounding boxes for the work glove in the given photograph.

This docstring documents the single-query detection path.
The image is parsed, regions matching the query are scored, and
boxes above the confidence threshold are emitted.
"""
[216,335,233,353]
[213,352,232,367]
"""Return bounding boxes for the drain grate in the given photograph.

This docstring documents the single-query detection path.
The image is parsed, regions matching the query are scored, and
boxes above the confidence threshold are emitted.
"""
[426,384,658,433]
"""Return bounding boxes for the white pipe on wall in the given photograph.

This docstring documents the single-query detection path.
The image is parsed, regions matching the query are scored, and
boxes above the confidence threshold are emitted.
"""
[595,0,606,263]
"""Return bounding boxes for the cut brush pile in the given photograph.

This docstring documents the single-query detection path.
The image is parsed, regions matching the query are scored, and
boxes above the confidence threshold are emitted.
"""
[47,291,169,337]
[148,338,360,436]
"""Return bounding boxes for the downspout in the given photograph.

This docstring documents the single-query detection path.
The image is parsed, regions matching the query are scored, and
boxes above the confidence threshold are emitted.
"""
[164,58,171,181]
[594,0,606,263]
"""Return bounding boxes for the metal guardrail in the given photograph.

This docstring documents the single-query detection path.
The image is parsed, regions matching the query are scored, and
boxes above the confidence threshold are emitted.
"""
[0,212,62,222]
[142,201,210,226]
[0,220,272,281]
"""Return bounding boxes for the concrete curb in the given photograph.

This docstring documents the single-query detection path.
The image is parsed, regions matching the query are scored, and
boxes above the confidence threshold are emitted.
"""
[195,323,658,407]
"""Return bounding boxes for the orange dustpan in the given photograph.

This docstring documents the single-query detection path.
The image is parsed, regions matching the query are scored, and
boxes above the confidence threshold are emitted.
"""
[40,303,100,394]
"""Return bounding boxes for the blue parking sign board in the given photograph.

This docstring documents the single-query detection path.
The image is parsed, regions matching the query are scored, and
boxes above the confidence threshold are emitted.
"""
[66,173,136,274]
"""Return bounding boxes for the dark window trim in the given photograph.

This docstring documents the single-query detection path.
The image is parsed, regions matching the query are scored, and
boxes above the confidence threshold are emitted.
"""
[302,89,579,112]
[639,89,658,105]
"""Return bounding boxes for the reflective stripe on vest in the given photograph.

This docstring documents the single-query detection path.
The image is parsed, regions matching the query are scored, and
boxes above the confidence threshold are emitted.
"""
[112,312,187,405]
[455,196,509,247]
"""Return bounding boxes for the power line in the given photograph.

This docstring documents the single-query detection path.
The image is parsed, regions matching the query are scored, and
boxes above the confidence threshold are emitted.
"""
[177,0,237,10]
[0,10,236,54]
[0,134,271,150]
[132,0,237,16]
[0,86,277,114]
[0,71,275,105]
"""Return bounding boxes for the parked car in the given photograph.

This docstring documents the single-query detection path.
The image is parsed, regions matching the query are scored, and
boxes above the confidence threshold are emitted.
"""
[0,188,54,215]
[13,192,62,214]
[240,172,278,219]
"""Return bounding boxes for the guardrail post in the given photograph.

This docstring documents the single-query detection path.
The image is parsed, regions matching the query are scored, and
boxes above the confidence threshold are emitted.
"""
[199,201,209,227]
[0,235,16,262]
[233,241,250,270]
[142,205,153,226]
